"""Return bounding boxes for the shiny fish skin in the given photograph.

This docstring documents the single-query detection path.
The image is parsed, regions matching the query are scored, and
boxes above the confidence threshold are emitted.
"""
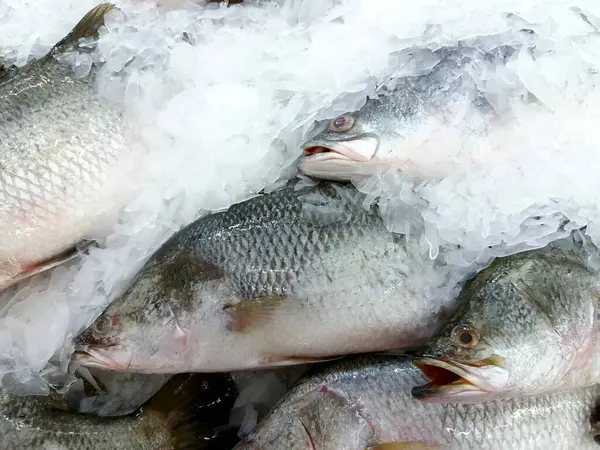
[235,357,600,450]
[74,181,449,373]
[0,4,141,289]
[298,42,519,182]
[0,390,174,450]
[412,231,600,404]
[0,372,240,450]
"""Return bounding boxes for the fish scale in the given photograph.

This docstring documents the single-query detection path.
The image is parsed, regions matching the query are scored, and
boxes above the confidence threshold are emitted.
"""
[237,357,600,449]
[0,4,143,290]
[0,371,241,450]
[411,232,600,405]
[74,181,452,373]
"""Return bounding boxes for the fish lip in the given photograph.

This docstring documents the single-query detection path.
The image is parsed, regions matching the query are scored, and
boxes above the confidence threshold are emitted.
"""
[411,357,507,403]
[72,346,130,371]
[298,136,383,181]
[300,135,380,163]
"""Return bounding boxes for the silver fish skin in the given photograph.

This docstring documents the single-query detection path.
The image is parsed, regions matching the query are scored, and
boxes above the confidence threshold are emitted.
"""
[0,390,173,450]
[412,231,600,404]
[0,372,239,450]
[235,357,600,450]
[73,181,450,373]
[298,42,520,182]
[0,3,143,291]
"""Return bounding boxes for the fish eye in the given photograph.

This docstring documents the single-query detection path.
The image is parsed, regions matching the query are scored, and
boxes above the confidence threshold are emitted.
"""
[93,316,112,336]
[452,326,480,348]
[328,114,354,132]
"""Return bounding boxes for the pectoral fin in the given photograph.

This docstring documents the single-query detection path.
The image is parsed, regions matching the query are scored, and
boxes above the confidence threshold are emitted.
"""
[0,240,96,291]
[223,295,287,332]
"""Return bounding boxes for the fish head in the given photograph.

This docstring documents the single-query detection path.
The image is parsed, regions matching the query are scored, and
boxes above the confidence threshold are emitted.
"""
[412,254,587,403]
[234,386,372,449]
[298,97,401,181]
[73,286,190,373]
[233,417,319,450]
[72,245,213,373]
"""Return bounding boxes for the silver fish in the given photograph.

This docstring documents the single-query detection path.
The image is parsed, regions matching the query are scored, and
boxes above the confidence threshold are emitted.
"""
[235,356,600,449]
[411,231,600,404]
[298,43,519,182]
[0,3,142,291]
[72,181,450,373]
[1,372,239,450]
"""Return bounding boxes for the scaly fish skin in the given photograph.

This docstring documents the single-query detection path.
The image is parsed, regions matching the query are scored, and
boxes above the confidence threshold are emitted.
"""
[412,231,600,404]
[0,372,239,450]
[0,3,142,289]
[74,181,450,373]
[0,389,173,450]
[298,43,519,182]
[235,357,600,450]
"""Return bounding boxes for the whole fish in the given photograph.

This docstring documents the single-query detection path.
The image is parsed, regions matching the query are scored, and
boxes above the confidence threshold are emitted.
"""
[0,372,240,450]
[298,43,519,182]
[234,356,600,449]
[0,3,143,291]
[72,181,450,373]
[411,231,600,404]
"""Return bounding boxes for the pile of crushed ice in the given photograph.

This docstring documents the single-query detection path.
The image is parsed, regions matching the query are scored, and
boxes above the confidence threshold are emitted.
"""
[1,0,600,426]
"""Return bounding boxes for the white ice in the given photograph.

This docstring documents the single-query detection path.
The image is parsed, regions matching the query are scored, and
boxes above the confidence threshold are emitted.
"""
[0,0,600,429]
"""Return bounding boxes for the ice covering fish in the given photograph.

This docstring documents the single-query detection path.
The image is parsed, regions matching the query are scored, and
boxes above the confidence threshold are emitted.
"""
[73,181,449,373]
[235,356,600,449]
[0,372,240,450]
[0,3,141,292]
[412,231,600,404]
[299,42,521,182]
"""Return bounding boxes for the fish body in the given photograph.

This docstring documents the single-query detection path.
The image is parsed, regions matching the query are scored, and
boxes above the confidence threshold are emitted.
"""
[0,372,239,450]
[298,43,519,182]
[235,357,600,449]
[74,181,449,373]
[411,231,600,404]
[0,4,142,290]
[0,392,173,450]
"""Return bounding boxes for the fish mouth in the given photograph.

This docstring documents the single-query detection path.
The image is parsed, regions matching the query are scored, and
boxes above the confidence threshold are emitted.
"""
[301,136,379,163]
[411,356,508,403]
[299,137,382,181]
[72,346,131,371]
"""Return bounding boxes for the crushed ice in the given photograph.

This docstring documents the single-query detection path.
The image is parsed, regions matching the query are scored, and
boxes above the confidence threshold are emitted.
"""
[1,0,600,432]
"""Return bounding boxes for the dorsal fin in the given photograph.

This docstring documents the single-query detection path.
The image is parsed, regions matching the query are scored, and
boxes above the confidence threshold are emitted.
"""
[51,3,118,55]
[0,4,118,85]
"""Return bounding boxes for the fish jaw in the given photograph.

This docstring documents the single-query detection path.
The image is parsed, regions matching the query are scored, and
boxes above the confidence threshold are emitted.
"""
[72,346,134,372]
[299,136,380,180]
[411,356,509,403]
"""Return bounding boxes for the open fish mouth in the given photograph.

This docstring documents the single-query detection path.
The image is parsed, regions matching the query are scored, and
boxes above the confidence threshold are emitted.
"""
[301,136,379,163]
[411,356,508,403]
[298,137,382,181]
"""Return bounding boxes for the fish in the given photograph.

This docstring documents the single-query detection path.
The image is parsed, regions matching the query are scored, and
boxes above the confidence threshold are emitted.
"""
[72,180,451,373]
[71,370,174,417]
[297,43,519,182]
[234,356,600,449]
[0,3,144,292]
[411,231,600,404]
[0,371,240,450]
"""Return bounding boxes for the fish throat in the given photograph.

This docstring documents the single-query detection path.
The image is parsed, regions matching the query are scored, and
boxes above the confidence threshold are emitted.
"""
[414,360,473,388]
